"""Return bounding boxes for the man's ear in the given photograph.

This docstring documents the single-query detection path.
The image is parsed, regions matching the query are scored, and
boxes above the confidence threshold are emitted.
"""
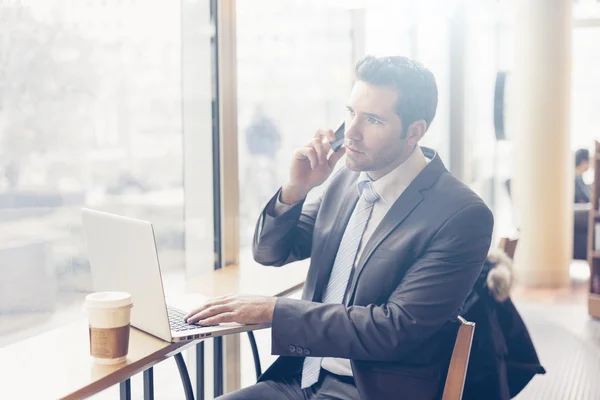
[406,120,427,145]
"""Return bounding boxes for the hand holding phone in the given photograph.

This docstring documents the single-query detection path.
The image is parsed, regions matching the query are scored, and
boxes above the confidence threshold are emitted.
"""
[329,122,345,152]
[281,126,346,204]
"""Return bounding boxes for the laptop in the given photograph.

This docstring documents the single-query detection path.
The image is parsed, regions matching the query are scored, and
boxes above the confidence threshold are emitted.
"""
[81,208,267,342]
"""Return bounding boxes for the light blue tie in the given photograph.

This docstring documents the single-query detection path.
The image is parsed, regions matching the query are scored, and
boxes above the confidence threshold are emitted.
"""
[301,179,379,389]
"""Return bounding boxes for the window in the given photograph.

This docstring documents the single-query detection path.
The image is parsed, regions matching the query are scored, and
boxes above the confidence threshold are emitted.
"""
[0,0,214,353]
[236,0,355,253]
[462,2,514,233]
[236,0,355,385]
[572,27,600,152]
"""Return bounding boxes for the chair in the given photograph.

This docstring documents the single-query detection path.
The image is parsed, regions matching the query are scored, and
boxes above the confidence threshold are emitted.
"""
[248,318,476,399]
[498,237,518,260]
[442,316,476,400]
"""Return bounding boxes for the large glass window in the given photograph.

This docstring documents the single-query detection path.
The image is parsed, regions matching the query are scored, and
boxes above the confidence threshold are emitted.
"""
[462,3,600,236]
[572,27,600,153]
[461,2,515,236]
[0,0,214,357]
[236,0,355,252]
[235,0,355,385]
[571,25,600,188]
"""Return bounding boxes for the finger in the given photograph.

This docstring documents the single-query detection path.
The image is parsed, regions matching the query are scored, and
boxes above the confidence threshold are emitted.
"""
[185,305,209,321]
[324,129,336,143]
[183,300,222,322]
[187,304,232,324]
[184,296,234,320]
[186,304,233,324]
[205,294,236,308]
[297,147,319,170]
[307,129,324,147]
[312,137,328,165]
[199,312,237,326]
[327,146,346,168]
[211,293,236,302]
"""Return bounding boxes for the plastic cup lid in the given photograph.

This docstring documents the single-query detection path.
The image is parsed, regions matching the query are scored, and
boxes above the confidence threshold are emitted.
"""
[85,291,133,309]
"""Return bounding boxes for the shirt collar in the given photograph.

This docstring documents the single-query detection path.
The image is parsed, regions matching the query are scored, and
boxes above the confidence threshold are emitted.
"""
[357,146,428,206]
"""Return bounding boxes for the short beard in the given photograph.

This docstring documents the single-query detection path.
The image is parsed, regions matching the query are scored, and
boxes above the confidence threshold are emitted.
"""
[345,142,409,173]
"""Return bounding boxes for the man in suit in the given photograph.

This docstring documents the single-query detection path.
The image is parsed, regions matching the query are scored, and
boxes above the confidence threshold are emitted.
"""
[185,56,494,399]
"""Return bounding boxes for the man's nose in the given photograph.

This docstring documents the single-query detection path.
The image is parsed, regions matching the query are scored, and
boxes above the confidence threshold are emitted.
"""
[344,119,362,141]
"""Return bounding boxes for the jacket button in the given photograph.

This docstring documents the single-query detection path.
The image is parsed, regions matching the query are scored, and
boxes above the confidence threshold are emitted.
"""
[296,347,303,355]
[288,345,296,353]
[303,349,311,356]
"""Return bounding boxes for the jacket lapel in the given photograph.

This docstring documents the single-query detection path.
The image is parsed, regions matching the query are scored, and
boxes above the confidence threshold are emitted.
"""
[345,148,447,305]
[306,178,359,302]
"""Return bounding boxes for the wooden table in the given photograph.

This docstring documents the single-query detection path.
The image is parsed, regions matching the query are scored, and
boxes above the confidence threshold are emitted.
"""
[0,320,187,400]
[185,260,308,298]
[0,261,309,400]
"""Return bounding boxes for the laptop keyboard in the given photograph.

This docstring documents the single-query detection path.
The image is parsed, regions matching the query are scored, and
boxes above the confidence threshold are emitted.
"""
[167,307,206,332]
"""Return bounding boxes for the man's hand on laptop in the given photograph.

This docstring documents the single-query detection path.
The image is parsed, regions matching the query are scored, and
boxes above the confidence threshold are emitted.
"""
[184,294,277,326]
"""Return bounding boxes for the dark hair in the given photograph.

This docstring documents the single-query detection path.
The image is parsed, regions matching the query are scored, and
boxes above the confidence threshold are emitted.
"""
[575,148,590,167]
[355,55,438,131]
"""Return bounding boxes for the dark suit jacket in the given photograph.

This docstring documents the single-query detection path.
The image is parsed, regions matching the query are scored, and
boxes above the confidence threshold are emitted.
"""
[253,148,494,400]
[462,260,545,400]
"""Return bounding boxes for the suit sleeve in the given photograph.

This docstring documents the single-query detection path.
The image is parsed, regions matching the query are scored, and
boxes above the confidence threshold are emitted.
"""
[252,188,321,266]
[270,203,494,361]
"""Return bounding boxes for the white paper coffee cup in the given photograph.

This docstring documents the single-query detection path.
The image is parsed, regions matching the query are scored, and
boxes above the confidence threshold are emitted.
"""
[84,291,133,365]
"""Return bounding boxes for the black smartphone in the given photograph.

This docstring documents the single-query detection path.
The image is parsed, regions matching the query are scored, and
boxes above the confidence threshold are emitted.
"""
[329,122,345,152]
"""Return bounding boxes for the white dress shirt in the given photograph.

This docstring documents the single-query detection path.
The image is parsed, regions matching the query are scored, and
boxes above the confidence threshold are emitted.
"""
[273,146,428,376]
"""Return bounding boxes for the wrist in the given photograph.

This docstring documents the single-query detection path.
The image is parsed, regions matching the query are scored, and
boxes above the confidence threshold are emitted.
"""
[280,183,310,205]
[266,297,278,322]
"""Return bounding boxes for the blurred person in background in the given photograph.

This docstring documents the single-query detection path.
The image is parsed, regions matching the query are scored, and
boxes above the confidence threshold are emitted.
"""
[242,106,282,234]
[245,106,281,160]
[574,148,591,204]
[573,148,592,260]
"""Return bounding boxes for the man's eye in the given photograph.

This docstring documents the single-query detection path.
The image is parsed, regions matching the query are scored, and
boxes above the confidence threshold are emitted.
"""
[367,117,382,125]
[347,109,355,116]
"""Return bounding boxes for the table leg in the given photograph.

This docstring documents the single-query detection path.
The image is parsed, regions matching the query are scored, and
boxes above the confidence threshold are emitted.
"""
[143,367,154,400]
[175,353,195,400]
[196,342,204,400]
[214,337,223,397]
[119,379,131,400]
[247,331,262,381]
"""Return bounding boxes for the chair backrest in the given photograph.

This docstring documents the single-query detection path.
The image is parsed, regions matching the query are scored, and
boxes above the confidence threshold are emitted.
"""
[441,316,475,400]
[498,237,518,259]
